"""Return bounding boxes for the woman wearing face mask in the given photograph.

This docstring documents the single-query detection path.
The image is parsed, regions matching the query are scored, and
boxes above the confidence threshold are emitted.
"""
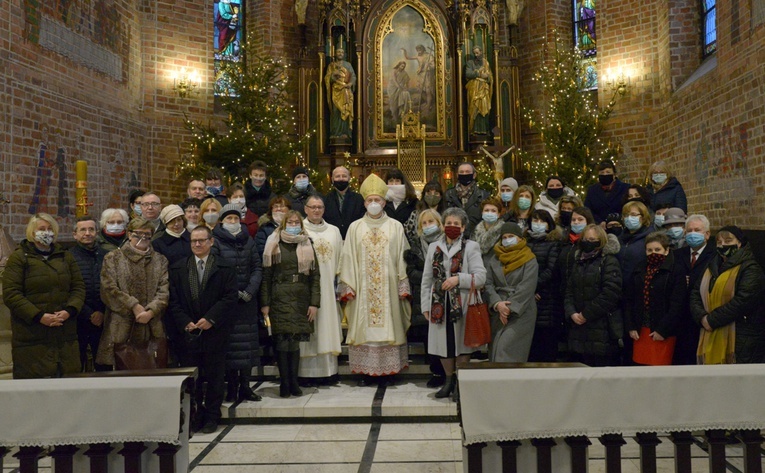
[555,195,582,229]
[255,197,292,259]
[497,177,518,220]
[659,207,687,250]
[565,224,623,366]
[3,213,86,378]
[617,201,653,292]
[404,209,447,388]
[691,226,765,364]
[505,185,536,231]
[227,183,257,238]
[95,217,170,369]
[285,166,318,216]
[384,168,419,225]
[472,197,506,259]
[484,222,539,363]
[525,209,564,362]
[213,204,263,402]
[200,198,223,231]
[556,206,595,292]
[128,189,145,221]
[621,184,652,210]
[646,160,687,213]
[421,207,487,401]
[625,232,685,365]
[152,204,192,265]
[261,210,320,397]
[406,180,445,247]
[97,208,129,252]
[536,176,576,220]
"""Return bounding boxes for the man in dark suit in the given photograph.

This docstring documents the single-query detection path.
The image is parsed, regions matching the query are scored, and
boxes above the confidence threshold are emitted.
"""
[168,225,238,433]
[324,166,366,239]
[673,214,715,365]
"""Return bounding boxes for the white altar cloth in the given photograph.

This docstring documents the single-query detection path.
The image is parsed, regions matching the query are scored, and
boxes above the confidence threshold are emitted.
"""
[0,375,188,447]
[460,364,765,445]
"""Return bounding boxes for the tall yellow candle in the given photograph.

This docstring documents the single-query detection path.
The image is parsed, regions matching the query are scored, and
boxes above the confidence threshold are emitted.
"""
[75,160,89,218]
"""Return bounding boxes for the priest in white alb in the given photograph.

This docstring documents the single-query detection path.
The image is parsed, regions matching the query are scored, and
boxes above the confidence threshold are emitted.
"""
[299,194,344,384]
[339,173,412,386]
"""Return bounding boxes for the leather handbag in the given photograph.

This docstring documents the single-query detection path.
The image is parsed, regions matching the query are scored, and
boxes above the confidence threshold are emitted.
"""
[113,321,168,370]
[464,275,491,348]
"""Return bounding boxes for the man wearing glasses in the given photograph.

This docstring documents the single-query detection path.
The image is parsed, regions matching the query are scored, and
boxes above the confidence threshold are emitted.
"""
[139,192,164,236]
[167,225,238,434]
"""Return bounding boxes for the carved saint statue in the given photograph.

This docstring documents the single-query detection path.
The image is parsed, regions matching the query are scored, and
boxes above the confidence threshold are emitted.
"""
[465,46,493,135]
[324,47,356,140]
[505,0,526,25]
[295,0,309,25]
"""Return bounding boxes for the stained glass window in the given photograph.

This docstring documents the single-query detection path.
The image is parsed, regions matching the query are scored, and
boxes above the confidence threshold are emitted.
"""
[214,0,244,96]
[573,0,596,57]
[702,0,716,57]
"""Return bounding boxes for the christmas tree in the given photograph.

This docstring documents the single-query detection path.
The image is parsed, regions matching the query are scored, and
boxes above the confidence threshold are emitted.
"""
[520,35,622,195]
[178,38,309,193]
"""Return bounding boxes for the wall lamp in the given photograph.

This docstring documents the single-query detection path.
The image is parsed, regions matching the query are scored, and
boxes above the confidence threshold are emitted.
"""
[173,68,200,98]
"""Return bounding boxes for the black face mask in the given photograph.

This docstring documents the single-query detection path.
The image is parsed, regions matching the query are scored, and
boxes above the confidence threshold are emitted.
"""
[547,188,564,199]
[559,211,573,227]
[458,174,474,186]
[579,240,599,253]
[606,226,623,237]
[598,174,615,186]
[333,180,349,192]
[717,244,739,258]
[627,197,645,205]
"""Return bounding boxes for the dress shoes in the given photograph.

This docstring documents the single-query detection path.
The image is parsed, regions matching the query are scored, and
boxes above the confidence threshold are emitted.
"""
[426,375,445,388]
[201,420,218,434]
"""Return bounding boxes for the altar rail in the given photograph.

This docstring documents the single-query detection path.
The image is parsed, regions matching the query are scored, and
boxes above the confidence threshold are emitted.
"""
[457,362,765,473]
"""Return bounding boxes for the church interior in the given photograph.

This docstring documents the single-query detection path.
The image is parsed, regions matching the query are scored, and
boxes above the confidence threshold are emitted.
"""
[2,0,765,471]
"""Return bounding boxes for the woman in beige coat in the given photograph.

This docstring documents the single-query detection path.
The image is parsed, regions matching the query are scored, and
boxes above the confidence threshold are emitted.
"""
[96,217,170,367]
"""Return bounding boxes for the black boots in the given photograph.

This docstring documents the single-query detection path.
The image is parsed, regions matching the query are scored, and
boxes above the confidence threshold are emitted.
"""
[435,374,457,399]
[225,371,238,402]
[288,350,303,397]
[238,372,262,402]
[276,350,302,398]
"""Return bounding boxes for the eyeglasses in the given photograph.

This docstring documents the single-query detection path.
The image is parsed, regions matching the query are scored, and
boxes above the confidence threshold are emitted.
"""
[131,232,153,239]
[305,205,325,210]
[191,238,211,245]
[141,202,161,208]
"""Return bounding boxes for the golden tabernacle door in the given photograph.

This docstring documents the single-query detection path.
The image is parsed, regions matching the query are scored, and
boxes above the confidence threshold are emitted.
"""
[396,108,427,191]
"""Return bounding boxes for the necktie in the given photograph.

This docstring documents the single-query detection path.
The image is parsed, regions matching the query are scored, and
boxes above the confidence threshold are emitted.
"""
[198,259,205,284]
[691,251,698,268]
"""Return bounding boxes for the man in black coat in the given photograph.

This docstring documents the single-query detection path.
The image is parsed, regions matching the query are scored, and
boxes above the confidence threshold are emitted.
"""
[168,226,238,434]
[672,214,715,365]
[324,166,365,239]
[244,160,277,219]
[584,160,631,224]
[443,162,490,238]
[68,216,109,371]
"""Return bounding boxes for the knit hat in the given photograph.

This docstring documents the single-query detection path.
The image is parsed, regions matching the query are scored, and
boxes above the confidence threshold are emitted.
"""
[500,222,523,238]
[605,212,622,224]
[292,166,309,179]
[717,225,748,245]
[220,203,243,221]
[662,207,687,226]
[159,205,184,225]
[500,177,519,192]
[360,173,389,199]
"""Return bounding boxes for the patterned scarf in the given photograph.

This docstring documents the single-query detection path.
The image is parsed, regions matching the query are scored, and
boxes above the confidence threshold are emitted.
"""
[262,229,315,275]
[455,182,475,203]
[643,253,666,313]
[430,239,465,324]
[187,255,214,303]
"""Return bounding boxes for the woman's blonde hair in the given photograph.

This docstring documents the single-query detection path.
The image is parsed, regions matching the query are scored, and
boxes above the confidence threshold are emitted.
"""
[25,213,59,242]
[199,198,222,227]
[278,210,304,232]
[582,224,607,250]
[416,209,443,236]
[647,160,673,182]
[622,201,651,224]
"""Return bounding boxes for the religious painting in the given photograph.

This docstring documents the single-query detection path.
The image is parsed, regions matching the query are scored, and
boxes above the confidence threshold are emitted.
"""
[374,1,446,140]
[214,0,244,96]
[573,0,596,57]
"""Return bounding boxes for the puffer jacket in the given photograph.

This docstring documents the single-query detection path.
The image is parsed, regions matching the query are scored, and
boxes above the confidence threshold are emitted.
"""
[565,234,623,356]
[624,251,686,337]
[690,244,765,363]
[527,228,562,328]
[2,240,86,378]
[260,240,321,336]
[285,184,319,216]
[255,217,277,259]
[618,225,652,289]
[648,177,687,213]
[212,225,262,369]
[68,242,107,333]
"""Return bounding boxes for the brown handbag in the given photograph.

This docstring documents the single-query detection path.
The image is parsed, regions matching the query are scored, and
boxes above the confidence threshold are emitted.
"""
[463,275,491,348]
[113,321,168,370]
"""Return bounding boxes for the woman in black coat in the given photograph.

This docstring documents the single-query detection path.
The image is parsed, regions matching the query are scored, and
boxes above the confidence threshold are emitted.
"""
[152,205,192,265]
[255,196,291,259]
[525,209,563,362]
[213,204,263,402]
[565,224,623,367]
[625,232,686,365]
[384,168,418,226]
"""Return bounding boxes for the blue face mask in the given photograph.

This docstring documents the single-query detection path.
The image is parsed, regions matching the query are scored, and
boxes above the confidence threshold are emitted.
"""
[685,232,705,248]
[206,185,222,196]
[517,197,532,210]
[501,192,514,203]
[571,222,586,235]
[624,215,642,231]
[531,222,548,234]
[422,224,440,236]
[133,204,142,216]
[284,226,301,236]
[502,236,518,247]
[654,215,665,227]
[482,212,499,224]
[295,179,309,191]
[666,227,684,239]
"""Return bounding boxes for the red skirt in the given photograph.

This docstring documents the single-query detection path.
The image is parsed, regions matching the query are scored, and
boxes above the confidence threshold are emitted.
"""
[632,327,676,366]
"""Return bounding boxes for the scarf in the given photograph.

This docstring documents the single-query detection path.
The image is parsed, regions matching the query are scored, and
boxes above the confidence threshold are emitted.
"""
[165,228,185,239]
[262,228,315,275]
[643,253,666,316]
[188,255,214,302]
[568,232,581,245]
[696,264,741,364]
[455,182,475,203]
[493,238,535,274]
[430,239,465,324]
[473,221,504,255]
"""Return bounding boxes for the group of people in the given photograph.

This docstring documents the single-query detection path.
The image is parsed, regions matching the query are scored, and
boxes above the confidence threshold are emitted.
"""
[4,158,764,432]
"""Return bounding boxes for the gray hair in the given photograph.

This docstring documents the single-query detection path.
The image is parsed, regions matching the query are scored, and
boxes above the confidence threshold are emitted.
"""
[442,207,469,227]
[306,194,325,206]
[99,208,129,228]
[685,214,710,232]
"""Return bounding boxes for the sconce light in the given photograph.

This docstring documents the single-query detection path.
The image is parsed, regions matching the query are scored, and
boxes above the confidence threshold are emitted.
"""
[605,73,630,97]
[173,68,200,98]
[443,168,453,186]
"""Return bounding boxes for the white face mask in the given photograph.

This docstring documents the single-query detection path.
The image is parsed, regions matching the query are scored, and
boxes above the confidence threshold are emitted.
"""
[203,213,219,225]
[230,197,245,205]
[34,230,55,246]
[366,202,383,216]
[105,223,126,234]
[272,211,285,225]
[502,236,519,247]
[386,185,406,204]
[222,222,241,235]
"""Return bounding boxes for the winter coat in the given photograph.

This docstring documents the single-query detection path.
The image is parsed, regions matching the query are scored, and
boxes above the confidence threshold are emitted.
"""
[484,248,539,362]
[690,244,765,363]
[565,234,623,356]
[554,231,580,321]
[212,225,263,369]
[385,199,418,226]
[68,242,107,337]
[152,230,192,266]
[255,218,278,259]
[96,231,126,252]
[168,255,238,354]
[285,184,319,216]
[260,241,321,336]
[443,185,491,238]
[324,188,366,239]
[648,177,687,213]
[472,220,505,257]
[527,230,563,328]
[672,244,716,364]
[624,251,686,338]
[245,180,276,218]
[618,225,652,289]
[95,243,169,366]
[535,187,577,220]
[584,179,631,223]
[2,240,86,378]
